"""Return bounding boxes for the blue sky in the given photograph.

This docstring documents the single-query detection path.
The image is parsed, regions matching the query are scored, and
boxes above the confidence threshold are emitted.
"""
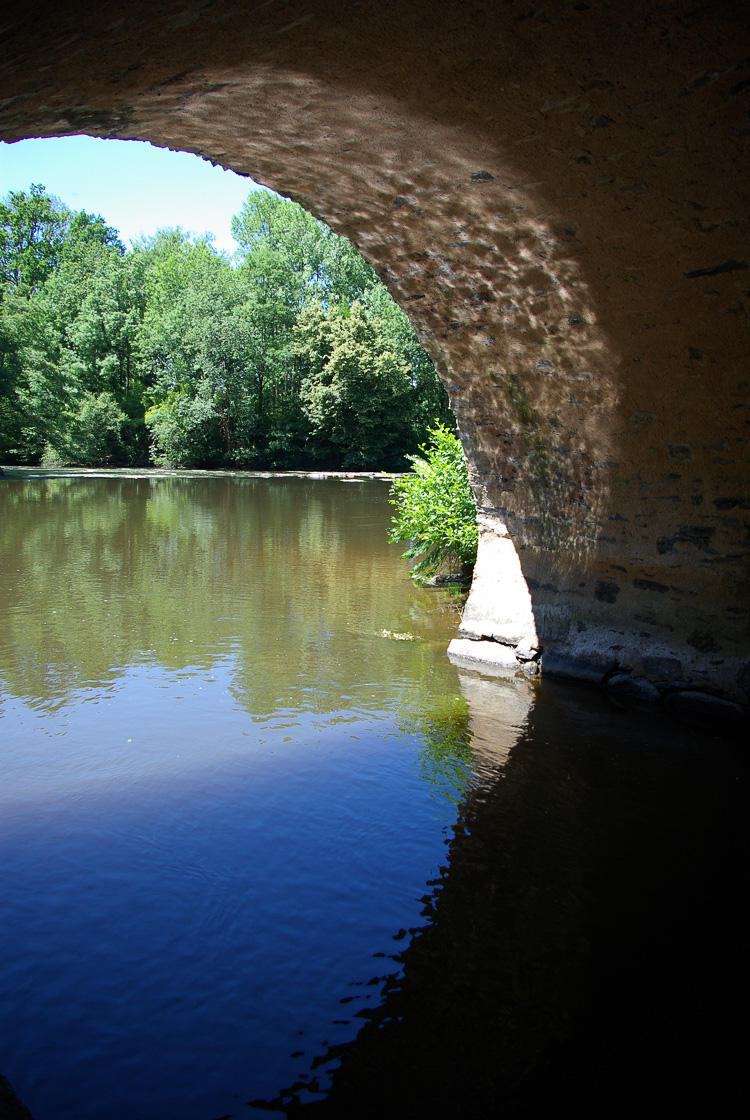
[0,135,261,255]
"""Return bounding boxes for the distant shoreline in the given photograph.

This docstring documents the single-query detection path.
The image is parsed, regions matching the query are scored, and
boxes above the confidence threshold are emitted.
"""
[0,465,401,481]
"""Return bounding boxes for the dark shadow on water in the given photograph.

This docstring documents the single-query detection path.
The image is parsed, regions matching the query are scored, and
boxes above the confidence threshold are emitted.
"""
[0,1072,34,1120]
[266,675,748,1119]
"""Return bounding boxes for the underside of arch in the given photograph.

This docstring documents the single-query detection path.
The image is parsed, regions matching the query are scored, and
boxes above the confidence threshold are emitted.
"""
[1,0,747,709]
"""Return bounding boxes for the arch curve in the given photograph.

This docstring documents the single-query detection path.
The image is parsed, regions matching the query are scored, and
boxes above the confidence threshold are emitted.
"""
[1,0,747,704]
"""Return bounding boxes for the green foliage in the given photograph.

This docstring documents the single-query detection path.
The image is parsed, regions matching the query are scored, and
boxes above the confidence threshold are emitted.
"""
[400,693,473,805]
[139,234,258,465]
[297,301,417,468]
[0,184,69,296]
[389,423,478,583]
[144,387,219,467]
[46,390,128,466]
[1,183,454,471]
[0,185,121,298]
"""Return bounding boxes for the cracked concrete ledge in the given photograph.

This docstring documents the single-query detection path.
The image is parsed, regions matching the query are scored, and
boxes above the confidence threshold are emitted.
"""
[448,637,522,673]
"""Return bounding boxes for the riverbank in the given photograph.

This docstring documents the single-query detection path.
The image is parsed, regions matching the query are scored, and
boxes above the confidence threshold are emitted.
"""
[0,466,399,481]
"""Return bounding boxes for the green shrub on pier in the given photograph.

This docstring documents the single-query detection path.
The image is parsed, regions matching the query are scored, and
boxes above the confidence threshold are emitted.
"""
[389,423,478,584]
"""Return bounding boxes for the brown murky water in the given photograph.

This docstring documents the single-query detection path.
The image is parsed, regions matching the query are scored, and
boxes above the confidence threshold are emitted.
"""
[0,473,746,1120]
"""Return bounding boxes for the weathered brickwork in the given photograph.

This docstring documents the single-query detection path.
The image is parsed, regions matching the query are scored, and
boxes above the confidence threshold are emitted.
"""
[1,0,747,704]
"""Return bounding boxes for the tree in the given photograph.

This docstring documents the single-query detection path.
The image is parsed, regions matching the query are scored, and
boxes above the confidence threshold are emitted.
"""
[63,390,128,466]
[388,423,478,583]
[230,190,381,466]
[232,189,376,308]
[139,232,258,466]
[1,183,455,471]
[0,184,69,296]
[0,186,137,464]
[360,283,454,435]
[296,289,453,469]
[0,292,25,458]
[13,232,146,464]
[297,300,419,468]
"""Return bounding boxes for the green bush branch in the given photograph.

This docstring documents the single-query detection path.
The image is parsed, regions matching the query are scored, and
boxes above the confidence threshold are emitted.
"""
[389,423,478,583]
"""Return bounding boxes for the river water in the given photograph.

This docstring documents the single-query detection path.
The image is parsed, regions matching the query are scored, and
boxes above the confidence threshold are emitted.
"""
[0,473,746,1120]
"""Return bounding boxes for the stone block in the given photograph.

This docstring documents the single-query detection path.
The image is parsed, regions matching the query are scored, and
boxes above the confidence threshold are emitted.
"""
[535,605,571,641]
[541,650,617,686]
[641,656,682,682]
[606,673,661,704]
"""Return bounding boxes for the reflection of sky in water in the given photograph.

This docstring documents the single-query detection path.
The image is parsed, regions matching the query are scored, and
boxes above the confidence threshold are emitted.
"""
[0,652,473,816]
[1,695,462,1118]
[0,475,505,1120]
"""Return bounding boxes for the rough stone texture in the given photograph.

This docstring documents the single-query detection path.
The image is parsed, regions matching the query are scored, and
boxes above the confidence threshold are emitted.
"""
[541,650,617,688]
[458,514,537,647]
[606,673,662,705]
[640,656,684,684]
[448,637,520,673]
[0,0,748,702]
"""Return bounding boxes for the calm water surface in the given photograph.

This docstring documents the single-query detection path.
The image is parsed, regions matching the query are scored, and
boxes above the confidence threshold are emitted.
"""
[0,474,747,1119]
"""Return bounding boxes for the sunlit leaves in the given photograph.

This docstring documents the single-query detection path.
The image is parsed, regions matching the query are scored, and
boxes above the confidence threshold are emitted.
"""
[389,424,478,582]
[1,184,452,470]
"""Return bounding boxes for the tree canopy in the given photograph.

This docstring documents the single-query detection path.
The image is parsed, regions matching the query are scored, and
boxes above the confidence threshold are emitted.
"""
[1,185,453,469]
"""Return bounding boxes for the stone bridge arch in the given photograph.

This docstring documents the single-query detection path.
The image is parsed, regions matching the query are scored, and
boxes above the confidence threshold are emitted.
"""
[1,0,747,708]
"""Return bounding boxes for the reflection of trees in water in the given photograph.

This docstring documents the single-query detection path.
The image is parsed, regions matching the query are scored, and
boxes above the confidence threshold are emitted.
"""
[399,693,473,808]
[270,677,748,1119]
[0,476,462,720]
